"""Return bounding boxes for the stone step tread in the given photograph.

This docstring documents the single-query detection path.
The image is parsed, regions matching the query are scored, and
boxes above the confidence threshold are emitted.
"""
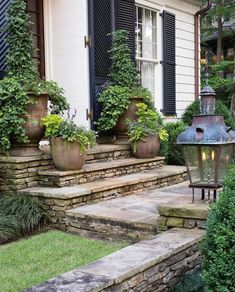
[39,157,164,177]
[87,144,131,155]
[27,228,205,292]
[21,165,187,199]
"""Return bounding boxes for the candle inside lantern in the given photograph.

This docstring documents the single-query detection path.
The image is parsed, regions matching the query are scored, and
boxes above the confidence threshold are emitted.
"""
[202,151,206,161]
[211,150,215,160]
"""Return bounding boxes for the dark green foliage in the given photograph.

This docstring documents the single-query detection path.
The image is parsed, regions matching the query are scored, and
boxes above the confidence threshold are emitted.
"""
[0,215,21,244]
[5,0,38,83]
[108,30,139,87]
[0,77,31,152]
[182,99,235,129]
[171,272,205,292]
[0,194,48,243]
[0,0,68,153]
[97,85,131,131]
[201,61,235,108]
[201,162,235,292]
[164,121,187,165]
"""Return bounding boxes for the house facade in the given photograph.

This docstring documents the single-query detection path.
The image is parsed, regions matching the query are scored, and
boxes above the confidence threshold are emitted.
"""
[0,0,200,128]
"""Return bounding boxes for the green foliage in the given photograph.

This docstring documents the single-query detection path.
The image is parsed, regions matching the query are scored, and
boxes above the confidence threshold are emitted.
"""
[96,85,131,131]
[42,113,96,153]
[0,215,21,244]
[0,194,48,244]
[182,99,235,129]
[201,61,235,108]
[128,103,168,153]
[201,161,235,292]
[0,77,31,153]
[164,121,188,165]
[97,30,152,132]
[5,0,38,84]
[171,272,205,292]
[0,0,68,153]
[108,30,139,87]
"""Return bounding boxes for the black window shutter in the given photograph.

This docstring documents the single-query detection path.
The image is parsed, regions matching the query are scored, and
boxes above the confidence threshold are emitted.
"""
[0,0,12,79]
[162,10,176,115]
[115,0,135,61]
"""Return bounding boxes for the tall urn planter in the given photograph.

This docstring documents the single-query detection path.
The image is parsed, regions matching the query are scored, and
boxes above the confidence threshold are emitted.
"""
[50,137,86,171]
[10,94,48,157]
[133,135,160,158]
[114,97,143,144]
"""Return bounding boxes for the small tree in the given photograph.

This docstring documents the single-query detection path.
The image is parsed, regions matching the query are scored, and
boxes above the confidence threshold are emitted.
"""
[108,30,139,88]
[200,162,235,291]
[5,0,38,84]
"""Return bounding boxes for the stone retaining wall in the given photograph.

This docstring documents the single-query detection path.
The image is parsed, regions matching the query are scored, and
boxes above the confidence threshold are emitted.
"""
[86,149,132,163]
[157,205,208,231]
[39,158,164,187]
[27,228,205,292]
[0,155,52,192]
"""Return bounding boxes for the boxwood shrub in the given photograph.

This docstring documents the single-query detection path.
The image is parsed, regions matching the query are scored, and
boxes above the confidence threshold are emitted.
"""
[182,100,235,130]
[200,162,235,292]
[161,121,187,166]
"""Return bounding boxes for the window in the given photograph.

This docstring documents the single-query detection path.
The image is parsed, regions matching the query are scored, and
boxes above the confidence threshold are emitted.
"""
[135,6,158,98]
[26,0,45,78]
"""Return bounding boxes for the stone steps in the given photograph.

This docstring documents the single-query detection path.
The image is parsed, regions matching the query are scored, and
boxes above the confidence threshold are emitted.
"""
[38,157,165,187]
[20,166,187,230]
[64,181,207,242]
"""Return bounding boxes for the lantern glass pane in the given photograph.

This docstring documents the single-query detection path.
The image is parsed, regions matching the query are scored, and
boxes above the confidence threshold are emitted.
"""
[218,144,234,183]
[183,145,218,187]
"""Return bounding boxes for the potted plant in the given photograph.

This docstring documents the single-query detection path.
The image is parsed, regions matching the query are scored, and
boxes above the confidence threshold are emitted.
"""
[96,30,152,143]
[0,0,68,156]
[127,103,168,158]
[42,112,96,171]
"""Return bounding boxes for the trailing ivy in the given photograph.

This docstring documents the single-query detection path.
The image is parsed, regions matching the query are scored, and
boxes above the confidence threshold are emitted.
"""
[0,0,68,153]
[0,78,31,152]
[108,30,139,87]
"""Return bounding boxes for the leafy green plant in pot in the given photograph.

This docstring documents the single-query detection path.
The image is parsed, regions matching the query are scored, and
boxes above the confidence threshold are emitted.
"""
[42,111,96,170]
[96,30,152,143]
[127,103,168,158]
[0,0,68,156]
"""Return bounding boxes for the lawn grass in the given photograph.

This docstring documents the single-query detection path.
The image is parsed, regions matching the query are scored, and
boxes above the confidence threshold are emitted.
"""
[0,230,127,292]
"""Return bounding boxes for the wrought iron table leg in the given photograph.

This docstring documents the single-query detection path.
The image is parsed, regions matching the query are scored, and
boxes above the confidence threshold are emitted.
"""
[201,189,205,200]
[192,188,195,203]
[213,190,217,201]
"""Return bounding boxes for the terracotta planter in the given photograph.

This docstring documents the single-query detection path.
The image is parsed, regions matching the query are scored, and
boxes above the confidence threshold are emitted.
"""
[10,94,48,157]
[114,97,143,144]
[132,135,160,159]
[51,137,86,171]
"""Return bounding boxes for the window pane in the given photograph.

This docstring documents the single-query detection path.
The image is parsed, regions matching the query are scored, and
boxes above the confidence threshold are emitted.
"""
[27,0,37,12]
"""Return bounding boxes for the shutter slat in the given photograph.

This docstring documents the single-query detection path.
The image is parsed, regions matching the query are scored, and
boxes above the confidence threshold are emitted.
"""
[115,0,135,61]
[0,0,12,79]
[162,10,176,115]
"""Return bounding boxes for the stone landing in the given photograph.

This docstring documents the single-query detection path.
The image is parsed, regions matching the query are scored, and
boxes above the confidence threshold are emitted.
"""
[65,181,208,242]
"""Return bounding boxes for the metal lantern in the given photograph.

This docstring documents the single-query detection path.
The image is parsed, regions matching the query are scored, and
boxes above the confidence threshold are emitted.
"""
[177,85,235,202]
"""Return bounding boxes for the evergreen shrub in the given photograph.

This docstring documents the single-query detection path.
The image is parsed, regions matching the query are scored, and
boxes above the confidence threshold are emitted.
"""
[201,162,235,292]
[182,100,235,129]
